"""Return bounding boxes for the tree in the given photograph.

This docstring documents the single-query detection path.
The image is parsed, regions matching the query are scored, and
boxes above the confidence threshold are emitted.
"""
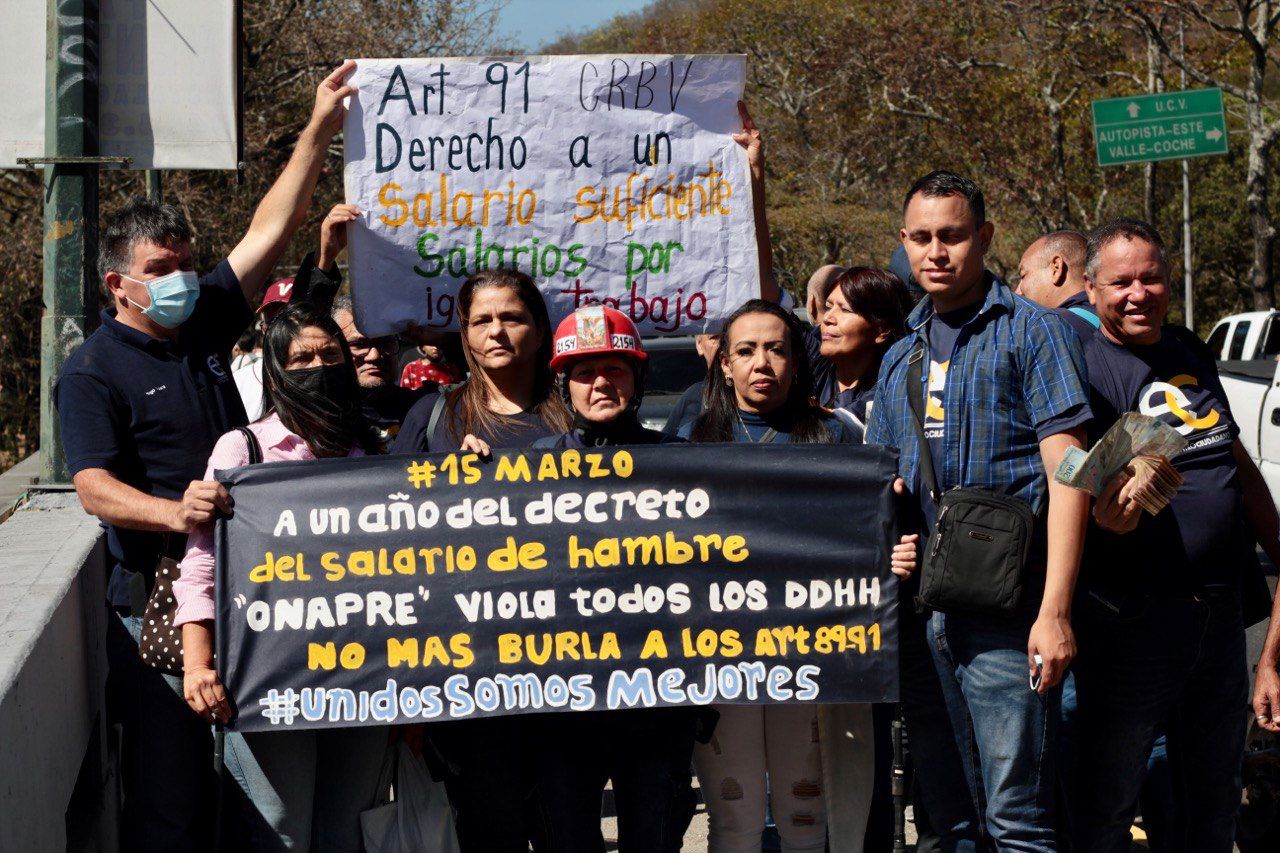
[1116,0,1280,309]
[0,0,502,470]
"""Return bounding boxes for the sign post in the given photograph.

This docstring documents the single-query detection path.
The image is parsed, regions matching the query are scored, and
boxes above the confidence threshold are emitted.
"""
[1091,87,1227,167]
[1092,86,1230,332]
[38,0,99,485]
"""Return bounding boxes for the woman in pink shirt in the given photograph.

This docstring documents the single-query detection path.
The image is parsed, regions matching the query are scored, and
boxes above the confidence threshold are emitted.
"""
[173,302,384,851]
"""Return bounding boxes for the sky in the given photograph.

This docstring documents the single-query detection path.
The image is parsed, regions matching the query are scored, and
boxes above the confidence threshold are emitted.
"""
[495,0,652,51]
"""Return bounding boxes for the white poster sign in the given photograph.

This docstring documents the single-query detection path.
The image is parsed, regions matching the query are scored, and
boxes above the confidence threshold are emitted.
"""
[343,55,757,337]
[0,0,238,170]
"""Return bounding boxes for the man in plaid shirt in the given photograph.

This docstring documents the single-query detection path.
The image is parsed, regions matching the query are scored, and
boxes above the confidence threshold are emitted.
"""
[867,171,1091,850]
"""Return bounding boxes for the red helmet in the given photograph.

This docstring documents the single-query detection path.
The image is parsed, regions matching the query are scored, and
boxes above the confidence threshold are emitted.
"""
[550,305,647,372]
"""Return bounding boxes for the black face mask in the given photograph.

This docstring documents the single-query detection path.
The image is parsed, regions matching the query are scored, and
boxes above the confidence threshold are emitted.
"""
[286,363,359,408]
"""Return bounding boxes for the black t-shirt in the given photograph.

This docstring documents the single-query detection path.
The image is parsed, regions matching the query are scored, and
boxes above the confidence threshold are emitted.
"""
[54,261,251,607]
[1083,326,1254,592]
[391,390,558,453]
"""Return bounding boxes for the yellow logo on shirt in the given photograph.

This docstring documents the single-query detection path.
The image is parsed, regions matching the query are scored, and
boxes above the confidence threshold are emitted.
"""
[926,360,948,423]
[1138,374,1220,435]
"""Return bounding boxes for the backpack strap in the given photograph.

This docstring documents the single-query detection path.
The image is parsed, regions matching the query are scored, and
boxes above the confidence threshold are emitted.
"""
[425,393,452,451]
[1068,306,1101,329]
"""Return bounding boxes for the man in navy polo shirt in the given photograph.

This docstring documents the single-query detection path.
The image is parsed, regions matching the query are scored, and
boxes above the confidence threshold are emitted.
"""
[1015,230,1099,341]
[1069,218,1280,851]
[867,171,1092,850]
[53,61,357,850]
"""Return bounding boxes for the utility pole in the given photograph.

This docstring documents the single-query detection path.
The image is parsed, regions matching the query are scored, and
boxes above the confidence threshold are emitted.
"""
[38,0,101,485]
[1180,19,1194,332]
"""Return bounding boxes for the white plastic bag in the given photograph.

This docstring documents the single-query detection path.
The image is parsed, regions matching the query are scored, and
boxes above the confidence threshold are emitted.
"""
[361,740,461,853]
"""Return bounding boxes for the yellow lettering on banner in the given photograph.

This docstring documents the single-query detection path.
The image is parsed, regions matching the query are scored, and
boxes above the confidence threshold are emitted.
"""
[586,453,609,478]
[340,642,366,669]
[560,449,582,478]
[623,535,661,565]
[664,531,693,564]
[754,629,778,656]
[393,547,416,575]
[322,551,343,582]
[349,551,375,577]
[537,454,561,481]
[487,537,548,572]
[723,535,749,563]
[387,634,474,668]
[640,629,668,659]
[498,633,522,663]
[451,634,474,668]
[309,642,337,670]
[421,636,453,666]
[250,552,309,583]
[387,637,419,667]
[495,455,532,482]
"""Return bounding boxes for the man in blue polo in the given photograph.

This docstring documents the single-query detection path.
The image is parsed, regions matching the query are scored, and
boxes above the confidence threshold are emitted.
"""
[53,61,357,850]
[867,171,1091,850]
[1015,230,1098,341]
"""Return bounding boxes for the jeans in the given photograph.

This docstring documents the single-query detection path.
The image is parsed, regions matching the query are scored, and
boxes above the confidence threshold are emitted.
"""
[533,708,697,852]
[899,603,985,853]
[428,715,543,852]
[1070,592,1248,852]
[221,724,388,851]
[1059,673,1178,850]
[108,611,218,852]
[928,607,1059,852]
[694,702,825,852]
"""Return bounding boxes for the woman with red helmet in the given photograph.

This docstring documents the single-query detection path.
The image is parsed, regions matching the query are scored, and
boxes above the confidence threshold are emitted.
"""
[529,305,696,852]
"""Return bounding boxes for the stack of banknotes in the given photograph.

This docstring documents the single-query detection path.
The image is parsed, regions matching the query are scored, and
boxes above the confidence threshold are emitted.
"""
[1053,412,1188,514]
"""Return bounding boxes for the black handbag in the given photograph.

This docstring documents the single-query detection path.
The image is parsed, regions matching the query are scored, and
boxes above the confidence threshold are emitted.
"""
[905,338,1035,615]
[138,427,261,675]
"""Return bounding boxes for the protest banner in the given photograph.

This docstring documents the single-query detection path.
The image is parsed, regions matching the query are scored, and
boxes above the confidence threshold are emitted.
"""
[215,445,899,732]
[341,55,759,338]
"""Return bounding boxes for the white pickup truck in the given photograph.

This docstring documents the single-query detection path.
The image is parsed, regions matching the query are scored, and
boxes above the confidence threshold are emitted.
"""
[1219,358,1280,501]
[1207,310,1280,362]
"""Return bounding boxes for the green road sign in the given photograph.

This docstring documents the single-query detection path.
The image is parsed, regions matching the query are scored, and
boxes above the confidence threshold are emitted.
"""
[1092,87,1228,167]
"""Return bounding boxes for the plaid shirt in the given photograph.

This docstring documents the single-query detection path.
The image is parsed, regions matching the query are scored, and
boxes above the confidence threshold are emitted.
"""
[866,274,1091,514]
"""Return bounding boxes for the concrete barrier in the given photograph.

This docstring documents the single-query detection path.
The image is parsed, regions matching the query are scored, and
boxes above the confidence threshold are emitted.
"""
[0,491,112,851]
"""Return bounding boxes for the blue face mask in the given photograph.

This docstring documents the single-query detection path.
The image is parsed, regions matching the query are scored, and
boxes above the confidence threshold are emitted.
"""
[122,270,200,329]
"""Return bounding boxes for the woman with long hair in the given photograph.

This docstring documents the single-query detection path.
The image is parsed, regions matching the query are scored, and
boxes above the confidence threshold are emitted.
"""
[172,302,385,851]
[685,299,916,853]
[394,267,571,455]
[391,268,570,851]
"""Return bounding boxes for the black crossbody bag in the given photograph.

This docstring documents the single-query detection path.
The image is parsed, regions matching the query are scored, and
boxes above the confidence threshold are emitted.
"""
[906,339,1035,615]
